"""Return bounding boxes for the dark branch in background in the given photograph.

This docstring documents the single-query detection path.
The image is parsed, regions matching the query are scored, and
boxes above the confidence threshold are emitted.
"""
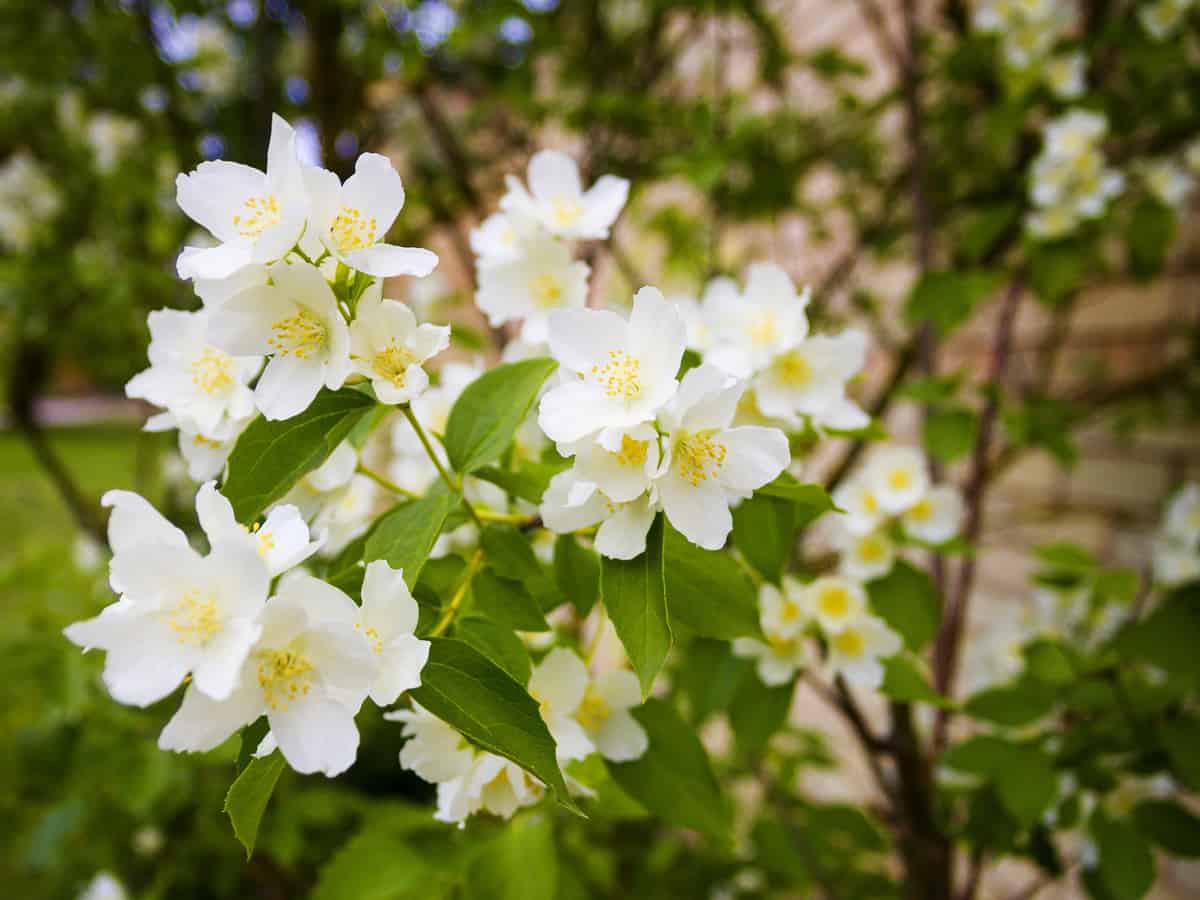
[932,274,1025,745]
[853,0,906,72]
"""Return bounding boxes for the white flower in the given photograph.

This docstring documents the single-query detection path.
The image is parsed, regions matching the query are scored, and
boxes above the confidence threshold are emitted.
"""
[826,614,902,689]
[312,474,381,557]
[1164,483,1200,545]
[439,753,544,824]
[501,149,629,240]
[159,573,378,777]
[469,211,532,266]
[834,527,896,581]
[191,262,270,309]
[175,423,246,482]
[64,489,270,705]
[655,365,790,550]
[576,669,647,761]
[758,579,809,638]
[303,152,438,278]
[209,259,351,420]
[388,702,476,784]
[832,477,887,536]
[0,151,61,251]
[753,329,869,430]
[1139,0,1194,40]
[732,632,808,686]
[476,230,590,342]
[901,484,965,545]
[195,481,320,577]
[78,873,128,900]
[1154,539,1200,587]
[563,424,661,504]
[528,648,596,762]
[349,291,450,405]
[176,114,307,280]
[539,286,686,443]
[1027,110,1124,237]
[865,446,929,514]
[1186,139,1200,175]
[355,560,431,706]
[540,469,657,560]
[1043,52,1086,99]
[86,112,141,173]
[1140,158,1195,210]
[800,575,868,635]
[705,263,810,376]
[125,308,260,438]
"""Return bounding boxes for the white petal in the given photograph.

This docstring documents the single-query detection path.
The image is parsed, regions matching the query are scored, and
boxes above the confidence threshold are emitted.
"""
[658,474,731,551]
[717,426,790,494]
[529,647,589,715]
[538,380,608,444]
[101,489,189,555]
[594,497,657,560]
[369,634,431,707]
[550,713,595,762]
[175,161,263,242]
[627,286,687,388]
[341,152,405,235]
[195,480,241,543]
[593,669,642,710]
[362,559,419,636]
[269,694,361,776]
[347,244,439,278]
[158,680,261,753]
[546,307,629,374]
[580,175,629,235]
[527,149,583,203]
[254,354,325,420]
[593,709,648,762]
[190,618,262,701]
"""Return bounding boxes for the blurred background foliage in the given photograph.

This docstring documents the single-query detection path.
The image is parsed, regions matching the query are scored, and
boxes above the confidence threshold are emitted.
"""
[1,1,1198,898]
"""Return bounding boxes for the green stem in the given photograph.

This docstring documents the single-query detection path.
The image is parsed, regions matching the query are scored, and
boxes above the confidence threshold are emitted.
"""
[430,548,484,637]
[400,404,484,530]
[356,464,417,499]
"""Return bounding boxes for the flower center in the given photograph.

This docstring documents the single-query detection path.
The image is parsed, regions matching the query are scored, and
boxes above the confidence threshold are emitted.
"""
[191,433,223,449]
[354,622,384,654]
[269,308,328,359]
[164,590,222,645]
[777,351,812,387]
[767,633,797,656]
[780,599,801,621]
[257,645,315,711]
[530,272,565,309]
[886,468,912,492]
[818,585,851,620]
[861,490,879,514]
[372,343,416,387]
[907,498,933,522]
[612,434,648,468]
[833,628,866,658]
[746,311,779,347]
[190,347,235,394]
[550,196,583,227]
[857,535,888,564]
[676,431,727,487]
[576,691,610,731]
[330,205,378,252]
[233,194,280,239]
[590,349,642,400]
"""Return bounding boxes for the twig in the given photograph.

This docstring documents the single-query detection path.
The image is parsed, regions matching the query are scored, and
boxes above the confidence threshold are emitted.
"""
[399,404,483,530]
[430,548,484,637]
[357,464,417,499]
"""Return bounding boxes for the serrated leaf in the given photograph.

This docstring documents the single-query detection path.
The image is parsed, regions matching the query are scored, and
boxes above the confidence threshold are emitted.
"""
[602,516,671,697]
[365,483,460,589]
[663,523,760,640]
[408,638,577,813]
[444,358,557,474]
[607,699,731,839]
[222,387,375,522]
[866,561,941,652]
[224,751,286,858]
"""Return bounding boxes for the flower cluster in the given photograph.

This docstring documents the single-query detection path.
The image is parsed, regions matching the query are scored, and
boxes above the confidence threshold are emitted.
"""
[473,149,628,342]
[65,487,430,777]
[127,115,448,481]
[973,0,1078,70]
[1153,482,1200,587]
[1026,109,1124,238]
[0,150,60,251]
[734,575,902,690]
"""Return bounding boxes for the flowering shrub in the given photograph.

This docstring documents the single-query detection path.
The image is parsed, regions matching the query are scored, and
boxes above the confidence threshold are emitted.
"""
[6,1,1197,899]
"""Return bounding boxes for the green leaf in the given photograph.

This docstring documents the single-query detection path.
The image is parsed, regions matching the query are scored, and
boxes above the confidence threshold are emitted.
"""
[965,678,1056,726]
[408,638,577,812]
[679,639,753,723]
[553,534,601,616]
[365,483,460,589]
[607,699,731,839]
[729,677,794,757]
[235,718,270,773]
[224,751,286,858]
[313,829,431,900]
[453,616,533,684]
[480,525,543,583]
[923,406,978,464]
[1118,592,1200,683]
[866,561,941,652]
[1133,800,1200,858]
[1092,812,1156,900]
[444,358,557,474]
[1126,197,1175,281]
[469,813,558,900]
[1024,639,1076,686]
[1028,239,1091,307]
[663,523,760,640]
[732,494,796,579]
[880,655,952,708]
[942,735,1018,778]
[756,473,838,527]
[601,516,671,697]
[904,270,1000,337]
[993,752,1056,827]
[1161,717,1200,791]
[474,458,570,505]
[222,387,375,522]
[472,568,549,632]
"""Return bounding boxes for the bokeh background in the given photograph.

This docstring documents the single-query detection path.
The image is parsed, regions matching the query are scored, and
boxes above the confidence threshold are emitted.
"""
[1,1,1198,898]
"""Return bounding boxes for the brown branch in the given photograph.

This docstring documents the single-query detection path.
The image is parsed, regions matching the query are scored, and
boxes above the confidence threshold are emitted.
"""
[853,0,906,72]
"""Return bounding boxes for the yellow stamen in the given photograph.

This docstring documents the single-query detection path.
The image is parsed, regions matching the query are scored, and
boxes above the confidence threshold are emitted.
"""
[818,585,851,620]
[257,646,315,711]
[330,205,377,252]
[675,431,727,487]
[269,308,328,359]
[372,343,416,387]
[232,194,280,239]
[590,349,642,400]
[833,628,866,658]
[613,434,648,468]
[530,273,565,309]
[576,691,611,731]
[164,591,221,645]
[190,348,235,394]
[777,350,812,387]
[550,196,583,227]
